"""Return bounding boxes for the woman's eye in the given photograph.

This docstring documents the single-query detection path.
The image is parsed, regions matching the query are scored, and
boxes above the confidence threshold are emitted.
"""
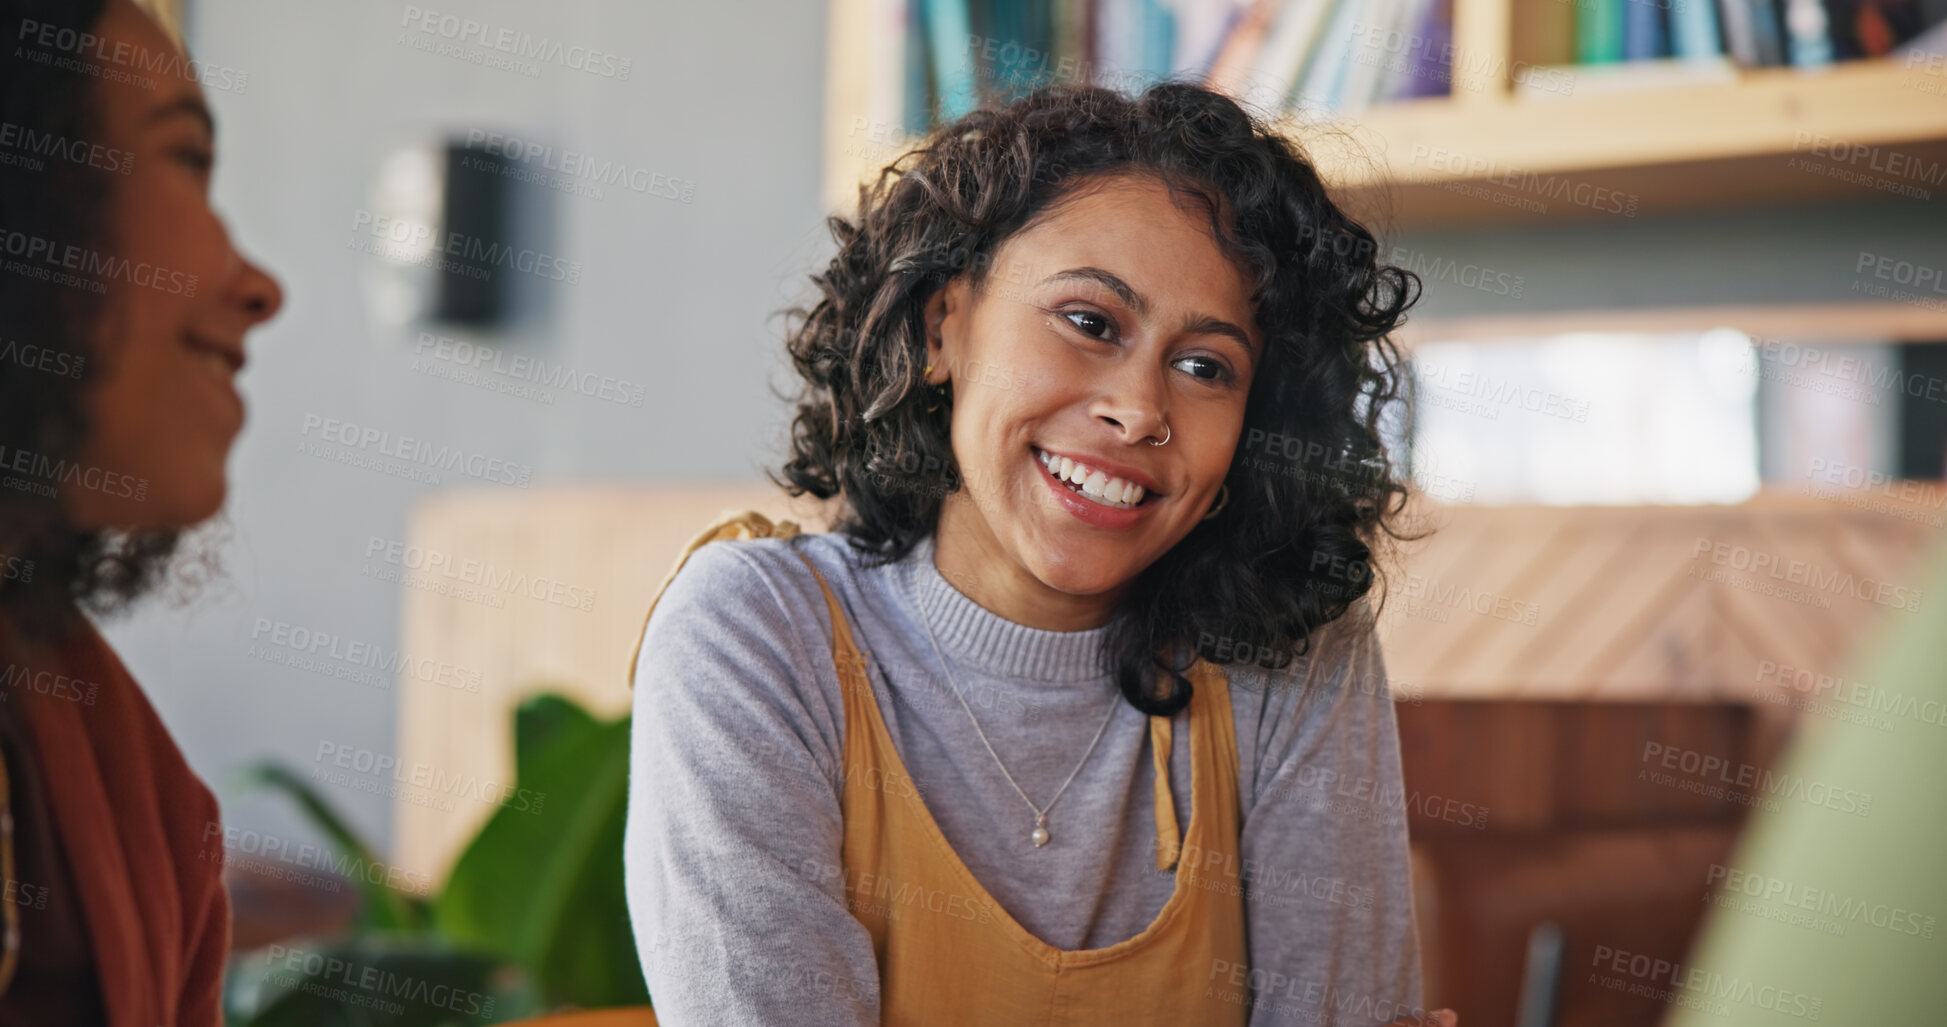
[1062,310,1113,340]
[174,148,214,172]
[1175,355,1232,383]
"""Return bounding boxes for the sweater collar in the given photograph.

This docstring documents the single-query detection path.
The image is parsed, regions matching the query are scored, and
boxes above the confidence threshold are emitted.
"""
[896,532,1115,683]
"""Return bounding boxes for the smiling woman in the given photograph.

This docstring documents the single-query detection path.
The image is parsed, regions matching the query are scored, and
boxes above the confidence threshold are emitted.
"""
[626,82,1452,1027]
[781,87,1422,714]
[0,0,281,1022]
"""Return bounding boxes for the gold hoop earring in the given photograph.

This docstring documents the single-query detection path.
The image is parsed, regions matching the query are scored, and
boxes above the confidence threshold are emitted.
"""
[1201,483,1230,522]
[923,363,948,413]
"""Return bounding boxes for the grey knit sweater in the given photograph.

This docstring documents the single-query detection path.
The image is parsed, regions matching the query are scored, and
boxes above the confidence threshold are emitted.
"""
[624,529,1425,1026]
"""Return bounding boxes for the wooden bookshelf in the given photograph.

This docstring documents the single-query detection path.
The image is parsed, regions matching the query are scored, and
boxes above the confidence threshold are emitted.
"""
[825,0,1947,228]
[1308,57,1947,229]
[1396,300,1947,350]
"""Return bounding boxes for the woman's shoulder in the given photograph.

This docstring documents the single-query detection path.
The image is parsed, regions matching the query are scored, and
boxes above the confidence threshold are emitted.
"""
[632,532,855,782]
[1217,596,1389,723]
[2,615,225,850]
[636,531,871,702]
[651,530,860,629]
[1216,597,1401,808]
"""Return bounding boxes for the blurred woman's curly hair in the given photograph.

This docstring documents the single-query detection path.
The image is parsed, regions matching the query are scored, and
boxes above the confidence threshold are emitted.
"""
[0,0,187,641]
[773,80,1422,717]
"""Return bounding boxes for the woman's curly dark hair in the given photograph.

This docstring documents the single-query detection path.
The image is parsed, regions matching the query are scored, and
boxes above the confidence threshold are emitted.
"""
[0,0,188,641]
[772,80,1424,717]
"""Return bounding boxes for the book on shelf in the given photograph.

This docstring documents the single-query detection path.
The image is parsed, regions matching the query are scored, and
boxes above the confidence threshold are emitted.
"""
[1577,0,1626,63]
[868,0,1947,139]
[1670,0,1725,60]
[1175,0,1245,79]
[1246,0,1334,113]
[1294,0,1368,114]
[1622,0,1671,62]
[922,0,978,118]
[1338,0,1406,111]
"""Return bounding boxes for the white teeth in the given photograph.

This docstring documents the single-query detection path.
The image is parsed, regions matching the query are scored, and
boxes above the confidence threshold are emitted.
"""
[1034,447,1147,509]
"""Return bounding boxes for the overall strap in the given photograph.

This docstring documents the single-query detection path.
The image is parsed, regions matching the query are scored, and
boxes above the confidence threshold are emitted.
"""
[627,509,1204,881]
[1149,659,1228,873]
[786,550,869,683]
[626,509,802,689]
[1150,714,1181,872]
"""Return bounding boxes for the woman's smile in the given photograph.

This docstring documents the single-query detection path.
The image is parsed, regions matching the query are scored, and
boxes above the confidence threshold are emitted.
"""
[1030,444,1165,530]
[914,172,1264,624]
[1032,445,1160,508]
[184,332,247,430]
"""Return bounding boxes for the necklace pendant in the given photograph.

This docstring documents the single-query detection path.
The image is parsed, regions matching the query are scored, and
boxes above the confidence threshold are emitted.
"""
[1031,818,1049,848]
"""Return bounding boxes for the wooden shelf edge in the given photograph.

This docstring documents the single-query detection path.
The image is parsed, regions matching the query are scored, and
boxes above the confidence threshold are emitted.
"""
[1396,301,1947,347]
[1307,58,1947,188]
[820,0,1944,223]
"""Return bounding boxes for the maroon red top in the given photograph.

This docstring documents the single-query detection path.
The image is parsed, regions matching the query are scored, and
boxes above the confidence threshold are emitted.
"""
[0,613,228,1026]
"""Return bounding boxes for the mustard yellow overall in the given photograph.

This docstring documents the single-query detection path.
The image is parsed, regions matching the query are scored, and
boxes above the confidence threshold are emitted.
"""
[630,510,1249,1026]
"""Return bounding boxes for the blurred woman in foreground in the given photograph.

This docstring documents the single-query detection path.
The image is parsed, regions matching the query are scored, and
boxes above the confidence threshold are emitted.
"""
[0,0,281,1021]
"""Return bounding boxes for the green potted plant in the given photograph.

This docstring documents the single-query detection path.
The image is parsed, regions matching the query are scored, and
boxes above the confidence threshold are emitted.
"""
[223,694,648,1025]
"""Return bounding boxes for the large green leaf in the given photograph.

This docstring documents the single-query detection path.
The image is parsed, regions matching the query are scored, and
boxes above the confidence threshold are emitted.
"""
[240,762,430,932]
[513,691,596,769]
[434,695,647,1007]
[227,934,540,1027]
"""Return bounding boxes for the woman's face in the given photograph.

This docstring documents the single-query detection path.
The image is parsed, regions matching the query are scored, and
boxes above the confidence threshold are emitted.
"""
[924,173,1262,623]
[64,0,283,531]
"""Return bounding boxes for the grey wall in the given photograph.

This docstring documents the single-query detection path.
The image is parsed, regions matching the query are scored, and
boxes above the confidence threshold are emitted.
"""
[1395,195,1947,318]
[103,0,828,854]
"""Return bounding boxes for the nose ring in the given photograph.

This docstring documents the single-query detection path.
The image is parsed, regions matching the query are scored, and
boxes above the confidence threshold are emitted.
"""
[1150,421,1171,447]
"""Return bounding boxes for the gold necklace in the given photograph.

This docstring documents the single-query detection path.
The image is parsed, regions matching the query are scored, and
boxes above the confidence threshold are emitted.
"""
[916,606,1121,848]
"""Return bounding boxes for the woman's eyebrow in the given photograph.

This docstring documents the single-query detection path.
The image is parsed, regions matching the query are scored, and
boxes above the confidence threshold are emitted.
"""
[143,93,216,137]
[1041,265,1257,366]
